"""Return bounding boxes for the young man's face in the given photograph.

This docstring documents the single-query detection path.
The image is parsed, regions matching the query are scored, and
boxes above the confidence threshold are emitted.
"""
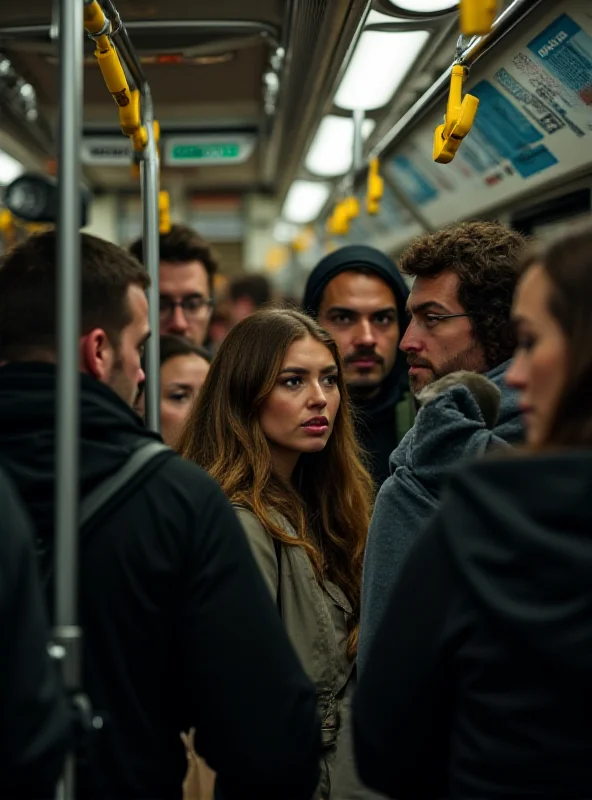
[318,270,400,397]
[107,284,150,407]
[159,260,212,345]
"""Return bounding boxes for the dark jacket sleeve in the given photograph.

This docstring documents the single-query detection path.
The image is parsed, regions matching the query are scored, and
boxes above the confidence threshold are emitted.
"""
[181,477,321,800]
[0,470,71,798]
[353,521,458,799]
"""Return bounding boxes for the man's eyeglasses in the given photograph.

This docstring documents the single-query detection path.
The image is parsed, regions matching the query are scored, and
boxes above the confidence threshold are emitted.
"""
[159,294,213,321]
[412,312,470,331]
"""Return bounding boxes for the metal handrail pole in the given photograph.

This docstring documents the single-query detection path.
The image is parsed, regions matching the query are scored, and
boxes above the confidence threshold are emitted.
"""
[100,0,148,92]
[141,86,161,433]
[54,0,83,793]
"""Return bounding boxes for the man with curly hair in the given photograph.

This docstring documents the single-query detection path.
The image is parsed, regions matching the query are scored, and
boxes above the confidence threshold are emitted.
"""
[359,220,527,668]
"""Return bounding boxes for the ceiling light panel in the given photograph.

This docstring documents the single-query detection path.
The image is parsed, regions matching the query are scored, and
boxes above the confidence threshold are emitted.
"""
[365,10,404,24]
[0,150,24,186]
[306,116,376,177]
[282,181,331,224]
[391,0,458,11]
[335,29,430,110]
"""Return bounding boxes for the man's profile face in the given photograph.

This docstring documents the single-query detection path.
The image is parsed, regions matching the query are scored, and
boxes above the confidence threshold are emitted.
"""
[108,284,150,407]
[400,270,487,394]
[318,270,400,396]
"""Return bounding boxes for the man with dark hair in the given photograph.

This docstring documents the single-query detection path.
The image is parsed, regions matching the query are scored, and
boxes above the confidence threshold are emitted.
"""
[0,230,321,799]
[228,274,272,326]
[129,224,217,345]
[399,219,524,395]
[303,245,413,486]
[359,220,526,669]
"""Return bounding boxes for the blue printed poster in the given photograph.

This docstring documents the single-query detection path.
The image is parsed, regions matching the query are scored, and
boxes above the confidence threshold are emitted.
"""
[528,14,592,107]
[470,80,558,178]
[390,154,439,206]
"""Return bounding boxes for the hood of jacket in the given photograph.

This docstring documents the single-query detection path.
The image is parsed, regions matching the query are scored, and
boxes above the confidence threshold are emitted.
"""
[390,359,524,478]
[0,362,160,545]
[302,244,410,418]
[441,451,592,672]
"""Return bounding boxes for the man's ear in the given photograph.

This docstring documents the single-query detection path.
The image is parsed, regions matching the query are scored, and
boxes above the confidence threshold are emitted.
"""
[80,329,114,382]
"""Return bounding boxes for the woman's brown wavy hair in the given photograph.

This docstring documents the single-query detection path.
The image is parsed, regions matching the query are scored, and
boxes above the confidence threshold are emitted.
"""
[177,308,374,658]
[520,224,592,448]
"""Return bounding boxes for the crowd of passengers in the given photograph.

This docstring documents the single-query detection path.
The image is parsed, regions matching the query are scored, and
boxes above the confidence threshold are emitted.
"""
[0,216,591,800]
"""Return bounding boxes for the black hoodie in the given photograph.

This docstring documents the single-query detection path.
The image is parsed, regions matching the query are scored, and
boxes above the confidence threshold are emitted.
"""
[0,363,321,800]
[0,467,70,797]
[302,245,411,486]
[354,452,592,799]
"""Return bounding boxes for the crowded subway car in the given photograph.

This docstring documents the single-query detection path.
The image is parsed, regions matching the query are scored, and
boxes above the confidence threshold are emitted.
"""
[1,0,592,797]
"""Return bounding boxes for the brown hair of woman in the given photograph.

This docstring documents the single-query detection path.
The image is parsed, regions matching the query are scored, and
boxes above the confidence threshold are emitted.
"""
[177,308,374,658]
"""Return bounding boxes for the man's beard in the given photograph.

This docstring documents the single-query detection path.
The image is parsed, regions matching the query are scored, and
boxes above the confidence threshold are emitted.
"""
[407,340,486,395]
[107,352,137,408]
[344,347,385,398]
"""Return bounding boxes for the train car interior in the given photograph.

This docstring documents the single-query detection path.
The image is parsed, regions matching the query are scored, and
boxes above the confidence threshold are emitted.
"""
[1,5,592,795]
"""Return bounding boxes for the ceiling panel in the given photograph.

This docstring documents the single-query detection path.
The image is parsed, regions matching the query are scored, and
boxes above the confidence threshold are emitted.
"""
[0,0,283,27]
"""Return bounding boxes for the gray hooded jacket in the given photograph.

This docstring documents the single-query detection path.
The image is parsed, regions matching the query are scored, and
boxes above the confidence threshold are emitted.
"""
[358,360,524,671]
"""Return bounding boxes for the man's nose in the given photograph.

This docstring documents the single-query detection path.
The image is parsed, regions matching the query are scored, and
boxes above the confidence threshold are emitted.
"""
[167,305,189,334]
[352,319,376,348]
[400,320,423,353]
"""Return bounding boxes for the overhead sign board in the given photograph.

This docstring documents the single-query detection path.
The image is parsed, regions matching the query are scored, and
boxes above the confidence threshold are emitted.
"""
[164,134,256,166]
[81,137,133,166]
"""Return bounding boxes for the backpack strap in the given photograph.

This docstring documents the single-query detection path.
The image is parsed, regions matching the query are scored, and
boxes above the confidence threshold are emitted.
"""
[80,440,171,529]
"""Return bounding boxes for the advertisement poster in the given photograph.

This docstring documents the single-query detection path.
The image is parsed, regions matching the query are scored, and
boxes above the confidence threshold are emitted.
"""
[383,6,592,228]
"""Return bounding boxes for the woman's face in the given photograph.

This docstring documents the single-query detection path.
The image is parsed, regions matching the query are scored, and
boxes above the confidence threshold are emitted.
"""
[160,353,210,447]
[259,335,341,479]
[506,264,569,446]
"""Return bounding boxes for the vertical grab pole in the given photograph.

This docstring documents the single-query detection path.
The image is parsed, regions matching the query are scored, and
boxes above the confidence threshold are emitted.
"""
[352,108,365,174]
[55,0,83,795]
[141,87,161,433]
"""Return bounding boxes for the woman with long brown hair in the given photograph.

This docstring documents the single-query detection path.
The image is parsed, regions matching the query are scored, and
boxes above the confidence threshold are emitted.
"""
[353,223,592,799]
[178,308,374,798]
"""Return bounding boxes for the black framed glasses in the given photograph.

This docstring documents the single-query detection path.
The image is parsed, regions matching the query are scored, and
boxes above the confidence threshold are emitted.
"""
[416,312,470,331]
[159,294,213,321]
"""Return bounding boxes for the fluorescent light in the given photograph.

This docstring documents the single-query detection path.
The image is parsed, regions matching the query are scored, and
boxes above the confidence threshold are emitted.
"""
[366,10,404,24]
[282,181,331,224]
[0,150,24,186]
[335,29,430,110]
[306,116,376,177]
[273,220,299,243]
[391,0,458,11]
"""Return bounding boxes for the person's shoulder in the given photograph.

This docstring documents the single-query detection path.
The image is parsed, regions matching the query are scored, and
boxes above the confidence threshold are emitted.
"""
[234,506,269,537]
[146,452,229,511]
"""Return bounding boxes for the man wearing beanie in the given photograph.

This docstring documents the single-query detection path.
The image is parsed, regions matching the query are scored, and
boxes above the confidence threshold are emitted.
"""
[303,245,414,487]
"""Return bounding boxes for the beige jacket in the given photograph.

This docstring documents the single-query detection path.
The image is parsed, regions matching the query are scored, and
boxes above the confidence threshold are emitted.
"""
[236,507,373,799]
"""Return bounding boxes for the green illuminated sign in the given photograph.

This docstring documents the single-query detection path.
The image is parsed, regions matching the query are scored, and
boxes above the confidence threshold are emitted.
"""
[170,143,240,161]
